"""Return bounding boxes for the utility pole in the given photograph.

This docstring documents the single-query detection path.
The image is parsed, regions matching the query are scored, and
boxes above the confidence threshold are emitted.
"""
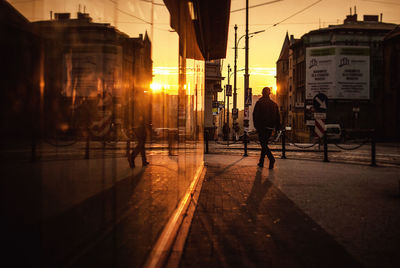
[227,64,231,140]
[233,24,238,141]
[243,0,249,156]
[223,72,226,127]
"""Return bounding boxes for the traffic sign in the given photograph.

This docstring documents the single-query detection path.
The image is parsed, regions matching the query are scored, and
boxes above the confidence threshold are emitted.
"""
[232,108,238,119]
[314,112,326,119]
[315,118,325,138]
[245,88,252,106]
[244,106,249,119]
[313,93,328,112]
[226,85,232,96]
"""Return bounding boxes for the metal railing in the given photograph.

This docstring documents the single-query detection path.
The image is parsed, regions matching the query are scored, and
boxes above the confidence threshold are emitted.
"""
[204,128,378,166]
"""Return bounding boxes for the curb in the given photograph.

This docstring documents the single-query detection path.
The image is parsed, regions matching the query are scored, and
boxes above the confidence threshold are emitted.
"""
[143,162,206,268]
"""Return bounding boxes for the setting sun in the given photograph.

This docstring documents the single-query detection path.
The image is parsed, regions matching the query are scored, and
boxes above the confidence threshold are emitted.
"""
[271,85,277,95]
[150,82,162,93]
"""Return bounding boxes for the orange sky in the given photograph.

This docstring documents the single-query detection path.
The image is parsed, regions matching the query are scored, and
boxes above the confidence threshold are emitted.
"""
[9,0,400,108]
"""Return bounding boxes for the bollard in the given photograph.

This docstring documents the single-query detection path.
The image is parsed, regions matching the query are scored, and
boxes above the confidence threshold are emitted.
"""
[281,129,287,159]
[323,133,329,162]
[370,129,377,166]
[243,132,248,157]
[205,130,209,154]
[85,134,90,159]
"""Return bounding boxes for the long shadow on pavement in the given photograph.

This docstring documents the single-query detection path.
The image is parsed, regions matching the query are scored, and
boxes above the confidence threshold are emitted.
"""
[180,164,363,267]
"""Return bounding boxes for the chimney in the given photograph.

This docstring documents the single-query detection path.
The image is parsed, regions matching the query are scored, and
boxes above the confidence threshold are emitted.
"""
[363,15,379,22]
[77,12,92,22]
[344,7,358,24]
[50,10,52,20]
[380,13,383,22]
[54,13,71,20]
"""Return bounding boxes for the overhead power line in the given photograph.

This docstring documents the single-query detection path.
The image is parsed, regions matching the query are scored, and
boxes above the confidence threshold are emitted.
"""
[361,0,400,5]
[108,0,151,24]
[10,0,36,4]
[236,21,338,26]
[268,0,323,29]
[231,0,283,13]
[116,8,151,24]
[140,0,165,6]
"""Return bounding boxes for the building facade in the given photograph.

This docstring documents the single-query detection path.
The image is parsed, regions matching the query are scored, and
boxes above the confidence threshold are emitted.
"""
[0,1,43,143]
[383,26,400,140]
[276,33,290,128]
[277,11,398,141]
[1,1,231,267]
[32,13,152,139]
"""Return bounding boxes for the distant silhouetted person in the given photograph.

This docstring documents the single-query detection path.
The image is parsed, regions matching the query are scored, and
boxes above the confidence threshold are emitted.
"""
[253,87,280,169]
[128,116,149,168]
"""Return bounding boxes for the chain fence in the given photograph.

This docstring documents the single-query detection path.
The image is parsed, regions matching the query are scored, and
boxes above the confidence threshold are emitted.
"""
[333,140,370,151]
[205,129,378,166]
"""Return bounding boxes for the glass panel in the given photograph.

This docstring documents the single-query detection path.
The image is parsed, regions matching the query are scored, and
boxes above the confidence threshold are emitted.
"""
[1,1,204,267]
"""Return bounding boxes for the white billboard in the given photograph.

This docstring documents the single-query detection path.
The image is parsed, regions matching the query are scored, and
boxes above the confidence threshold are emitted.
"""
[306,46,370,100]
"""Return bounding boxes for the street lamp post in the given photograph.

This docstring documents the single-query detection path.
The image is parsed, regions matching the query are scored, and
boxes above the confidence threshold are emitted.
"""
[227,64,231,141]
[243,0,250,156]
[232,0,278,154]
[233,24,238,141]
[233,27,264,154]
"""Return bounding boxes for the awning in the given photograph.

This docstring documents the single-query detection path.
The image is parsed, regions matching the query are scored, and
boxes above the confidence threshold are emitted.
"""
[163,0,231,61]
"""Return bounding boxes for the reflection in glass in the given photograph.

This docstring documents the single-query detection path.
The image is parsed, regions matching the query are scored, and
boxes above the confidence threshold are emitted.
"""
[1,1,204,267]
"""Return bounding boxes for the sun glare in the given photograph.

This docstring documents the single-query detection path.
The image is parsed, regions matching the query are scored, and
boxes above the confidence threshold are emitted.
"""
[271,85,277,95]
[150,82,162,93]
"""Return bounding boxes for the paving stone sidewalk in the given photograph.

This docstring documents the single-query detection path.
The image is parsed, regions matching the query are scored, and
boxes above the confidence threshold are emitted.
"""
[180,155,400,267]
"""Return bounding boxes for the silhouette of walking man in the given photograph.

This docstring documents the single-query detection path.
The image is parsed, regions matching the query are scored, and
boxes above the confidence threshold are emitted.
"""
[128,116,150,168]
[253,87,280,169]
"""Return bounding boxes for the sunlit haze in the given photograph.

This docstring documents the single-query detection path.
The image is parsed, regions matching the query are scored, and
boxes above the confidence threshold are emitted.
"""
[8,0,400,108]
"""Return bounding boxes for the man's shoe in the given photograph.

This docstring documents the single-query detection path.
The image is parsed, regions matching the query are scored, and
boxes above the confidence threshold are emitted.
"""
[257,161,264,168]
[143,161,150,166]
[269,159,275,169]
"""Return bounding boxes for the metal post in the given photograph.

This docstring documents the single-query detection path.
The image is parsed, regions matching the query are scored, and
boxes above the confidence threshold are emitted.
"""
[223,80,226,127]
[205,130,209,154]
[281,129,286,159]
[245,0,249,91]
[243,0,249,157]
[371,129,377,166]
[227,65,231,145]
[243,134,248,156]
[323,133,329,162]
[233,24,238,141]
[227,95,230,145]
